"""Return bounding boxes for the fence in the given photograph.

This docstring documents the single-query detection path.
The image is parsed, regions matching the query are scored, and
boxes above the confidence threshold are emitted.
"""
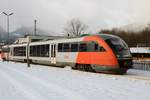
[133,60,150,71]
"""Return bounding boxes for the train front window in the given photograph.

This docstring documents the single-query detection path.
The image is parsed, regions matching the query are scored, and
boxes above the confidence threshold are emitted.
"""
[108,38,128,50]
[87,41,105,52]
[105,37,131,57]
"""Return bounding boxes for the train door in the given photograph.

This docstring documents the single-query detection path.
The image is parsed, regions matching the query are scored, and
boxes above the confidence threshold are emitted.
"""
[51,44,56,64]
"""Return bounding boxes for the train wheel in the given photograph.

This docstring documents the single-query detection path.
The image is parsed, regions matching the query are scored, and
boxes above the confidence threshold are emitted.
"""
[77,64,80,70]
[87,64,94,72]
[86,65,90,72]
[83,64,86,71]
[84,64,87,71]
[76,64,94,72]
[77,64,83,71]
[82,64,86,71]
[80,64,84,71]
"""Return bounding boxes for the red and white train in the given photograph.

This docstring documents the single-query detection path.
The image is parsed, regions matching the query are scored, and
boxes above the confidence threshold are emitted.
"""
[1,34,132,74]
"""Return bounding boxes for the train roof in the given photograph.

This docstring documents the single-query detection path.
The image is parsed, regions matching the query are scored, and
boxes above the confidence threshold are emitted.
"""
[80,33,121,40]
[98,34,121,40]
[9,34,122,47]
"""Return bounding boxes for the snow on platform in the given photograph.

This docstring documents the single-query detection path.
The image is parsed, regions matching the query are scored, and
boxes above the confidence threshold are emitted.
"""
[0,61,150,100]
[130,47,150,53]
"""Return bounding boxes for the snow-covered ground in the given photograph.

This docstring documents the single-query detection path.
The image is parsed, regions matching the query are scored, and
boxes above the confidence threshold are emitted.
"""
[130,47,150,53]
[0,61,150,100]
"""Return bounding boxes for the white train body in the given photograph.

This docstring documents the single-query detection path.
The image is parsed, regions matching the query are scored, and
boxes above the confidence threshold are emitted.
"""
[9,37,83,67]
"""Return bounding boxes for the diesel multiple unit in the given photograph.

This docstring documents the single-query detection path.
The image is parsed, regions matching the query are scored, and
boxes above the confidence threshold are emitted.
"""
[2,34,133,74]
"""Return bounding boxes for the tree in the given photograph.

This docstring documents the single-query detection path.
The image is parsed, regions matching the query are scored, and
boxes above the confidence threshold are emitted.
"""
[64,19,88,37]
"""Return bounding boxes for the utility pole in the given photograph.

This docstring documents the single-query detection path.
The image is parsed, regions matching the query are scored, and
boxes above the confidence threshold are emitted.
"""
[3,12,13,61]
[3,12,13,45]
[34,19,37,35]
[27,36,30,67]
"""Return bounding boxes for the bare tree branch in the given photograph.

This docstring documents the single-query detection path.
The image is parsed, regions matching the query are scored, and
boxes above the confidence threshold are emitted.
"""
[64,18,88,37]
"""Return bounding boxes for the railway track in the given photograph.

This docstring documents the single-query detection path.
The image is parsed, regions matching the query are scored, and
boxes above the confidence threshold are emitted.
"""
[100,73,150,82]
[124,75,150,81]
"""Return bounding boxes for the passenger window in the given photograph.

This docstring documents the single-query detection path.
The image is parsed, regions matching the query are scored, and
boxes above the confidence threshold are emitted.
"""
[63,43,70,52]
[45,45,49,57]
[37,45,40,56]
[87,41,94,52]
[88,41,105,52]
[71,43,78,52]
[58,43,63,52]
[40,45,45,56]
[79,43,87,52]
[33,46,37,56]
[14,46,26,56]
[99,46,105,52]
[94,43,99,51]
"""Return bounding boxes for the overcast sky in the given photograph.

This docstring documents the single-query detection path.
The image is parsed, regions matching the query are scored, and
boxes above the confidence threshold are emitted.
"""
[0,0,150,35]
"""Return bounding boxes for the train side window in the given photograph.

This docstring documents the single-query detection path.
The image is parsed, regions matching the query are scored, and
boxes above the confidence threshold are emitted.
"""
[36,45,40,57]
[58,43,63,52]
[13,46,26,56]
[87,41,105,52]
[71,43,78,52]
[51,45,53,57]
[95,43,105,52]
[99,46,105,52]
[54,44,56,57]
[30,45,49,57]
[79,43,87,52]
[40,45,45,56]
[63,43,70,52]
[23,47,25,56]
[45,44,49,57]
[87,41,95,52]
[33,46,37,56]
[94,43,99,52]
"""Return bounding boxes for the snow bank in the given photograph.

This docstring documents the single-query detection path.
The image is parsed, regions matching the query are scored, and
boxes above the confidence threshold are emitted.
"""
[0,61,150,100]
[127,69,150,77]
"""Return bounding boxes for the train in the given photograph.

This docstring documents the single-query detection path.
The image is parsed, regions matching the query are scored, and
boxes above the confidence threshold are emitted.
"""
[1,34,133,74]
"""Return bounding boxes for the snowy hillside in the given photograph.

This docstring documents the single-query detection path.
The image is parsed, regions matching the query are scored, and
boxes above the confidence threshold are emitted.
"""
[0,61,150,100]
[119,21,150,32]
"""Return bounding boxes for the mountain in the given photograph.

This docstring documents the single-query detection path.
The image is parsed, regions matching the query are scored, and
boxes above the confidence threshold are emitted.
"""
[0,26,57,44]
[12,27,51,36]
[9,27,56,43]
[119,21,150,32]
